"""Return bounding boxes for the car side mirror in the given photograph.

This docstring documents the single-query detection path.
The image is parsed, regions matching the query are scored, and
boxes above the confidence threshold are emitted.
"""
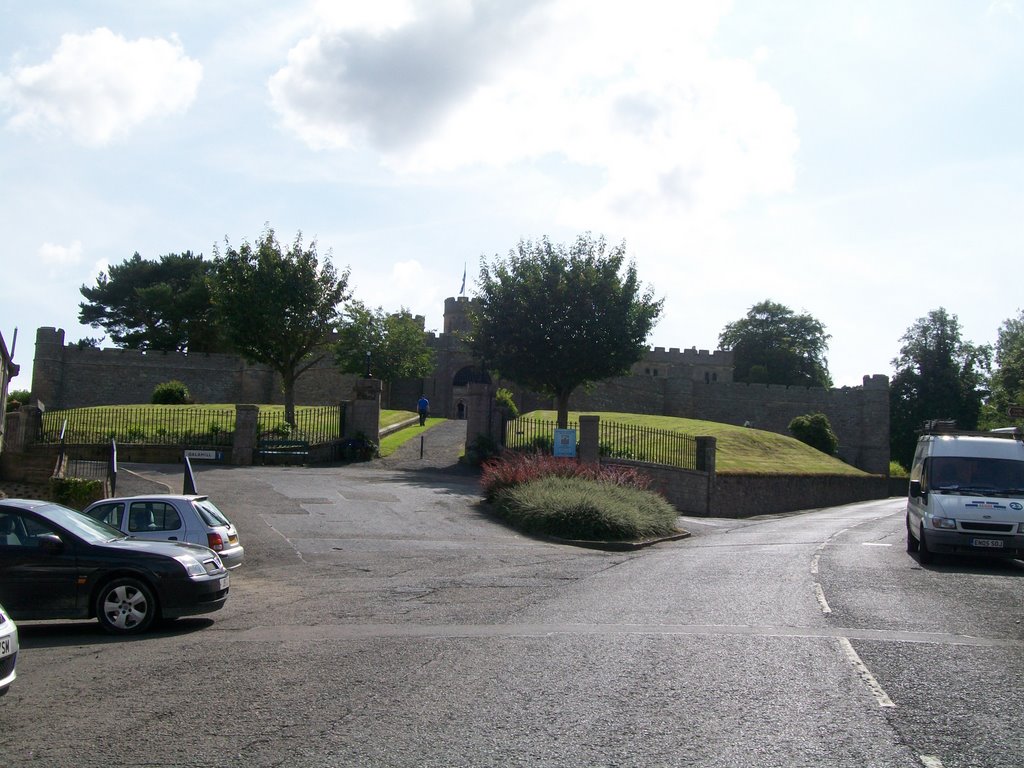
[37,533,64,553]
[909,480,924,499]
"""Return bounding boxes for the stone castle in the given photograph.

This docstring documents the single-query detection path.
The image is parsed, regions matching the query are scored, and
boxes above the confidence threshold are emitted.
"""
[29,296,890,473]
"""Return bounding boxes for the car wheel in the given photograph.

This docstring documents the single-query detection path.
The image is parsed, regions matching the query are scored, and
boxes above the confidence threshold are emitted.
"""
[906,515,919,552]
[918,525,934,565]
[96,578,157,634]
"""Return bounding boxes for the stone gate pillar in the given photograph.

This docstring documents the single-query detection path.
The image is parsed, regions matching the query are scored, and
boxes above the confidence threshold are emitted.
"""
[231,405,259,466]
[348,378,382,440]
[464,382,494,453]
[579,415,600,465]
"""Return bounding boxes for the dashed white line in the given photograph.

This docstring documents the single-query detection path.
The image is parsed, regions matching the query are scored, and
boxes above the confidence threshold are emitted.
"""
[919,756,945,768]
[839,636,895,708]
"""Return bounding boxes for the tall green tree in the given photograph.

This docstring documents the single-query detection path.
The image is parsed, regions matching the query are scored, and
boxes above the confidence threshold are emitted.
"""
[79,251,222,352]
[211,226,350,425]
[984,309,1024,428]
[718,300,832,387]
[470,233,663,428]
[334,302,435,407]
[890,307,991,467]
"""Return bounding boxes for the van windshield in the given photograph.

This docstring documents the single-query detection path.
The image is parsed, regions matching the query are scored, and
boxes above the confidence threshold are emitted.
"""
[929,457,1024,495]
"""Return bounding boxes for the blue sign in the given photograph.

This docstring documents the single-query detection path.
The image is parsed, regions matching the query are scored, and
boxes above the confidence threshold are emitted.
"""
[553,428,577,458]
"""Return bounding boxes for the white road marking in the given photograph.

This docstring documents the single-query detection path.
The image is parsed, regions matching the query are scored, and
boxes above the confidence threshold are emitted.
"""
[839,636,895,708]
[862,542,892,547]
[813,583,831,614]
[919,756,945,768]
[810,553,820,574]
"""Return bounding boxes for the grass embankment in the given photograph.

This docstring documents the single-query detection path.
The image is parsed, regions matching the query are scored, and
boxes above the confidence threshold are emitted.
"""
[378,416,442,457]
[483,410,868,542]
[523,410,868,476]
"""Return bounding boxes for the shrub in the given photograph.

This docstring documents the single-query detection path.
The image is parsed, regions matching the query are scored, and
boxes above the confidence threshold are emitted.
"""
[152,380,192,405]
[48,477,104,510]
[495,387,519,419]
[480,451,651,502]
[889,460,909,478]
[6,389,30,412]
[493,476,678,541]
[341,433,378,461]
[463,434,500,466]
[789,413,839,455]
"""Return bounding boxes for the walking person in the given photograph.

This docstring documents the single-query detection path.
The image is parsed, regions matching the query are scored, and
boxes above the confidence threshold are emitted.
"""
[417,394,429,426]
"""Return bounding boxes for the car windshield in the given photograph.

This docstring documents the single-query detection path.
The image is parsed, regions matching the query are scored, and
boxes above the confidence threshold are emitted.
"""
[192,499,231,527]
[36,503,126,543]
[929,456,1024,494]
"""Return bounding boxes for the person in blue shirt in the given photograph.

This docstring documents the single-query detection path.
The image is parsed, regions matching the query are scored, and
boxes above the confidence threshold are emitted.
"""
[417,395,429,426]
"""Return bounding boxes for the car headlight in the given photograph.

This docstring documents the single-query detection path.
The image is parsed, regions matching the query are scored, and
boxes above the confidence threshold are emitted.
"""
[173,553,210,578]
[931,517,957,530]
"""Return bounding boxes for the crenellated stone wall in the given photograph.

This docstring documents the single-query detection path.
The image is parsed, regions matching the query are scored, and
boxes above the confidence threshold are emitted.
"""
[29,295,890,473]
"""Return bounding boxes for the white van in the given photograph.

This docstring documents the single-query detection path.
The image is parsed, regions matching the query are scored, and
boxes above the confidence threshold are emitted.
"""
[906,423,1024,564]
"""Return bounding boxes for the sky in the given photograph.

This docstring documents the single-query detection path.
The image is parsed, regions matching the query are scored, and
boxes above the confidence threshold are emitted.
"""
[1,0,1022,391]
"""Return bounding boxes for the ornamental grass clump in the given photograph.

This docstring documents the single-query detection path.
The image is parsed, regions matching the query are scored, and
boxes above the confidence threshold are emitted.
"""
[495,476,678,541]
[480,451,651,502]
[480,451,677,541]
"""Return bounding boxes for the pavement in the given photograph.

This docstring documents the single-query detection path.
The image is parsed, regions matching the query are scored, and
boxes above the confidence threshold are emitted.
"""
[373,418,477,476]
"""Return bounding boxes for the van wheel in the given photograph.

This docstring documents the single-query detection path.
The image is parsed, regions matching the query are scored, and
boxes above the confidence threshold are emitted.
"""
[906,516,919,553]
[918,525,934,565]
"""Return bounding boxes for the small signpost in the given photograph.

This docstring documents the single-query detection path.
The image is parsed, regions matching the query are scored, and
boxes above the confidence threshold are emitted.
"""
[553,428,577,458]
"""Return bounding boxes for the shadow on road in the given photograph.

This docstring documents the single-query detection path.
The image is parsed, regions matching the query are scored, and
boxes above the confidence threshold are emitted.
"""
[15,617,216,648]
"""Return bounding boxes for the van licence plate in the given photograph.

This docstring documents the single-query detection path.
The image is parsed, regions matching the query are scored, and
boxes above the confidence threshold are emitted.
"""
[971,538,1004,548]
[0,637,11,658]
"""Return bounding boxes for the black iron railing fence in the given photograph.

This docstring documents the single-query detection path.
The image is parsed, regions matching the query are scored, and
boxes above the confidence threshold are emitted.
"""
[504,416,697,471]
[597,420,696,470]
[504,417,578,453]
[38,404,347,447]
[257,405,345,444]
[41,407,236,446]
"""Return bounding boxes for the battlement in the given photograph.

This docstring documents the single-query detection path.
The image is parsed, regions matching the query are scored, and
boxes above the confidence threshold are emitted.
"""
[644,346,732,364]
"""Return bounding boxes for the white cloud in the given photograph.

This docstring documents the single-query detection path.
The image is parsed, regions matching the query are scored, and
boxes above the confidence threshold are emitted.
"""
[268,0,798,229]
[38,240,83,267]
[0,27,202,146]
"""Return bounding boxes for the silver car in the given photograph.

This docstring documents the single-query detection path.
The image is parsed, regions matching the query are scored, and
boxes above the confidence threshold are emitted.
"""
[83,495,244,569]
[0,602,17,697]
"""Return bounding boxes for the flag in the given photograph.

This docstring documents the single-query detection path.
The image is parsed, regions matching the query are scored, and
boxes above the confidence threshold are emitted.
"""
[460,263,466,295]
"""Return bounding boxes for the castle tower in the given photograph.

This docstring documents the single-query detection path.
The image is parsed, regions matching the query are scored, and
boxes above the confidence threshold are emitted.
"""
[443,296,477,335]
[31,327,66,409]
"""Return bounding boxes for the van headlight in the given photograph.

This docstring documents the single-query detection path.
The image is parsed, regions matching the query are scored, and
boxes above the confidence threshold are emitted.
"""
[931,517,957,530]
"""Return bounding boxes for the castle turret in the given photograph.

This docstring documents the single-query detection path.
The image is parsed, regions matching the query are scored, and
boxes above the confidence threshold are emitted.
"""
[31,327,65,409]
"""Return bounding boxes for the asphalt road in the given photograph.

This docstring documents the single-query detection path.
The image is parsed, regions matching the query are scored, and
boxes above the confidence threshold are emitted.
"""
[1,461,1021,767]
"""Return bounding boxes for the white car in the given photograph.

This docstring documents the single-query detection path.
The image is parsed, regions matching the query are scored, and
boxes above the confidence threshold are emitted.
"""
[82,495,244,569]
[0,602,17,697]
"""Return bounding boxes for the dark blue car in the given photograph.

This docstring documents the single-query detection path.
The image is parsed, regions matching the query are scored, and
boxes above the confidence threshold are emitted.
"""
[0,499,229,635]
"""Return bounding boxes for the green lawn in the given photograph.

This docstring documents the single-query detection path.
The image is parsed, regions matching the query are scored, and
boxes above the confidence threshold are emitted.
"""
[522,410,868,476]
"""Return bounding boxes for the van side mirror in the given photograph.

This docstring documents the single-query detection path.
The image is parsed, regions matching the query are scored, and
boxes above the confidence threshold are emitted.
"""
[909,480,924,499]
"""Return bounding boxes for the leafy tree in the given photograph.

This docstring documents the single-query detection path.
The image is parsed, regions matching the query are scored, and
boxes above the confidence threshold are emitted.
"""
[889,307,991,467]
[718,300,832,387]
[788,413,838,455]
[79,251,223,352]
[334,302,435,407]
[983,309,1024,428]
[470,233,663,428]
[212,226,350,425]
